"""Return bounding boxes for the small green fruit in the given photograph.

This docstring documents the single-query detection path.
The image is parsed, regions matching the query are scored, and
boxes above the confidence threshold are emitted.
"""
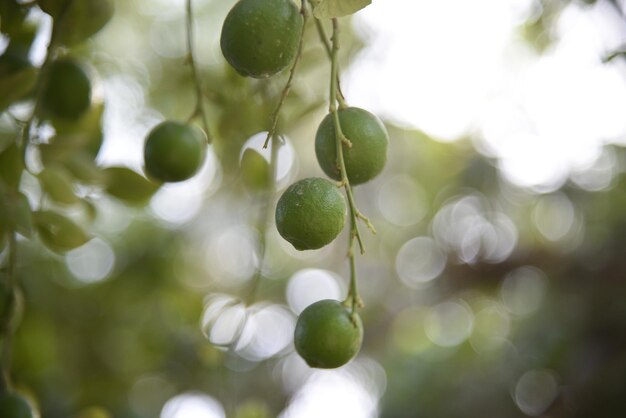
[315,107,389,185]
[294,299,363,369]
[143,121,207,183]
[240,148,271,192]
[220,0,303,78]
[0,392,35,418]
[41,59,91,121]
[275,177,346,250]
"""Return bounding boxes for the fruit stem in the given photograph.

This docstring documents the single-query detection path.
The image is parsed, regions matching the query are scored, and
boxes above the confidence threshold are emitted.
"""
[245,134,281,305]
[329,18,368,315]
[186,0,212,142]
[263,2,309,149]
[329,19,365,255]
[309,2,348,109]
[347,220,361,316]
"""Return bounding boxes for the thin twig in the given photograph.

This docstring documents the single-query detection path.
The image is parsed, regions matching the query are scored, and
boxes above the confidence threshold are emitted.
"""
[310,2,348,108]
[186,0,212,142]
[245,135,281,305]
[263,3,309,149]
[329,18,373,315]
[329,19,371,254]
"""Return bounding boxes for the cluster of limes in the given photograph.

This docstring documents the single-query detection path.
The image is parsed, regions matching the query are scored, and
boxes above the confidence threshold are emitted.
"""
[220,0,389,369]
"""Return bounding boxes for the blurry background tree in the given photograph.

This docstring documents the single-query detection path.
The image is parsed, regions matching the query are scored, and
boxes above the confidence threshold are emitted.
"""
[1,0,626,417]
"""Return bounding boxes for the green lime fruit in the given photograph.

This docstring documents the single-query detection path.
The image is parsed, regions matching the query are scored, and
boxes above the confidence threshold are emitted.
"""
[240,148,271,192]
[275,177,346,250]
[143,121,207,183]
[38,0,114,46]
[315,107,389,185]
[41,59,91,121]
[0,392,35,418]
[220,0,303,78]
[294,299,363,369]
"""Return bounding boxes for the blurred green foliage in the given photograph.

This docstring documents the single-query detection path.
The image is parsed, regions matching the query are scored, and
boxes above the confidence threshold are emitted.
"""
[0,0,625,417]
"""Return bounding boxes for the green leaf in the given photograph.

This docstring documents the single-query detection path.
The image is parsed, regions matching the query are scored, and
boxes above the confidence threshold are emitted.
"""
[38,164,78,205]
[240,149,271,192]
[0,188,33,239]
[310,0,371,19]
[0,143,24,190]
[39,0,114,46]
[39,102,105,175]
[43,101,104,161]
[14,192,33,238]
[34,210,90,252]
[64,154,104,185]
[0,66,37,111]
[36,0,69,17]
[0,0,28,38]
[103,166,160,205]
[81,198,98,222]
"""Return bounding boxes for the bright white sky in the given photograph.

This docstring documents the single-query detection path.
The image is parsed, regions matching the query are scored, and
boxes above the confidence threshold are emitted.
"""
[346,0,626,191]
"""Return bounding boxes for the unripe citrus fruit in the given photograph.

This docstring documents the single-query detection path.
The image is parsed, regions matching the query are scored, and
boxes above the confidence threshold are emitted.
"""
[220,0,303,78]
[275,177,346,250]
[0,392,35,418]
[143,121,207,183]
[240,148,271,192]
[41,59,91,121]
[315,107,389,185]
[294,299,363,369]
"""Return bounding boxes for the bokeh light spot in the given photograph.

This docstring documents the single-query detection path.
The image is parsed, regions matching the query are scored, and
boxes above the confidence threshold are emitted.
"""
[500,266,547,317]
[532,193,576,242]
[377,175,428,227]
[150,149,221,225]
[65,238,115,284]
[204,225,258,285]
[241,132,297,190]
[391,306,431,354]
[514,369,559,416]
[469,303,511,352]
[161,392,225,418]
[286,269,342,315]
[433,194,517,264]
[279,364,381,418]
[200,295,248,348]
[236,304,295,361]
[424,301,474,347]
[395,237,447,286]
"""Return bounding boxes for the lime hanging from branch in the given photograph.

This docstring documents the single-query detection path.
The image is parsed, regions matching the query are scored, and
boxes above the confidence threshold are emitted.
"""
[220,0,303,78]
[294,299,363,369]
[315,107,389,185]
[41,59,92,121]
[275,177,346,250]
[143,121,207,183]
